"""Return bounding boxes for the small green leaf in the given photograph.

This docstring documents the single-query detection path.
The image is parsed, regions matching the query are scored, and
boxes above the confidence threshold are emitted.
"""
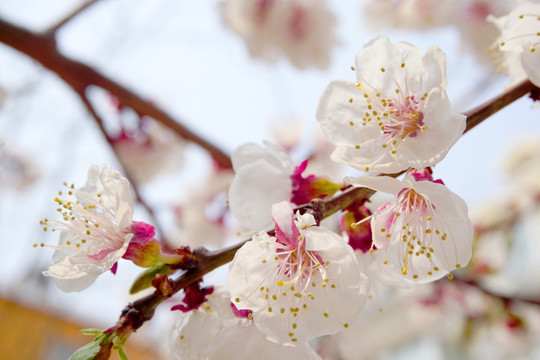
[68,340,103,360]
[69,333,113,360]
[117,346,129,360]
[130,263,172,294]
[80,329,103,336]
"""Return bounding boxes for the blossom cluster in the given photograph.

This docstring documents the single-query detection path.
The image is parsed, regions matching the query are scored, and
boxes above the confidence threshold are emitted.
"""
[41,21,540,359]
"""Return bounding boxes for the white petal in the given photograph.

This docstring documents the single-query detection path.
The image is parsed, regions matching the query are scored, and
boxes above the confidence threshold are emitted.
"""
[43,260,100,293]
[169,310,224,360]
[521,48,540,87]
[229,160,292,230]
[316,80,382,146]
[345,175,405,196]
[208,324,322,360]
[227,234,283,312]
[232,142,294,174]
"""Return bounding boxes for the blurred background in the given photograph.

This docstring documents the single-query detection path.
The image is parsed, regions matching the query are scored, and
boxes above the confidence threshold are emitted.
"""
[1,0,540,359]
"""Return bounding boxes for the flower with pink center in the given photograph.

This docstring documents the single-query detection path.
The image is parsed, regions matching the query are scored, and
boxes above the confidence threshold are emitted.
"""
[491,1,540,87]
[317,36,466,173]
[228,142,340,231]
[169,287,323,360]
[346,171,473,285]
[227,201,369,345]
[40,165,154,292]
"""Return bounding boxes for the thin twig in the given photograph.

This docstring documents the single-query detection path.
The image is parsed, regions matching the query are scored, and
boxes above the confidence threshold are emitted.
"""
[44,0,101,35]
[454,277,540,307]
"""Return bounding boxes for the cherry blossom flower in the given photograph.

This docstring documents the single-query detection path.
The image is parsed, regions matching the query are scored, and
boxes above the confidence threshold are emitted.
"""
[228,142,341,231]
[452,0,515,68]
[169,287,322,360]
[40,165,153,292]
[0,140,40,190]
[363,1,513,68]
[227,201,369,345]
[363,0,455,31]
[220,0,338,69]
[172,167,234,249]
[491,1,540,86]
[317,36,466,174]
[112,119,185,184]
[347,170,473,285]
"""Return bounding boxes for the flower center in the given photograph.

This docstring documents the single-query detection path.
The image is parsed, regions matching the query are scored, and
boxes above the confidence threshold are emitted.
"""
[377,187,455,280]
[349,70,429,171]
[382,96,425,139]
[37,182,126,254]
[276,237,325,288]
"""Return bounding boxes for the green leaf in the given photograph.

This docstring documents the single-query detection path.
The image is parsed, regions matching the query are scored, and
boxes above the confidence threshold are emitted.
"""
[117,346,129,360]
[130,263,172,294]
[80,329,103,336]
[69,333,113,360]
[68,340,103,360]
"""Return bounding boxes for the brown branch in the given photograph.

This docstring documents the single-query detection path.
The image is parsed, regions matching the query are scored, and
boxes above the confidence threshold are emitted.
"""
[111,240,248,334]
[464,79,537,134]
[454,277,540,307]
[44,0,101,35]
[0,16,233,169]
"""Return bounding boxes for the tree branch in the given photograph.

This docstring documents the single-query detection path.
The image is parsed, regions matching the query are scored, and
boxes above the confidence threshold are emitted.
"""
[454,277,540,307]
[0,16,233,169]
[464,79,537,134]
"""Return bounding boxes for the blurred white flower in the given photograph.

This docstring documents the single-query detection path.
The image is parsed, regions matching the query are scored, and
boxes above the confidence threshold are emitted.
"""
[169,287,322,360]
[347,171,473,285]
[172,168,234,249]
[491,1,540,86]
[221,0,338,69]
[0,140,39,190]
[112,120,185,184]
[317,36,465,173]
[503,135,540,193]
[363,0,455,30]
[41,164,136,292]
[227,201,369,345]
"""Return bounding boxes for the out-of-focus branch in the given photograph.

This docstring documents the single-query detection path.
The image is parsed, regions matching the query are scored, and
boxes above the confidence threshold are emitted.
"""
[464,79,538,134]
[0,16,233,169]
[44,0,100,35]
[454,277,540,307]
[79,92,166,239]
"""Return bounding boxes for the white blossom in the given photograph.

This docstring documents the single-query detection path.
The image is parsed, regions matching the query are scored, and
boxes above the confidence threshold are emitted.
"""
[227,201,369,345]
[40,164,135,292]
[220,0,338,69]
[491,1,540,86]
[347,173,473,285]
[112,120,185,184]
[317,36,465,173]
[228,142,294,231]
[169,287,322,360]
[0,139,40,190]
